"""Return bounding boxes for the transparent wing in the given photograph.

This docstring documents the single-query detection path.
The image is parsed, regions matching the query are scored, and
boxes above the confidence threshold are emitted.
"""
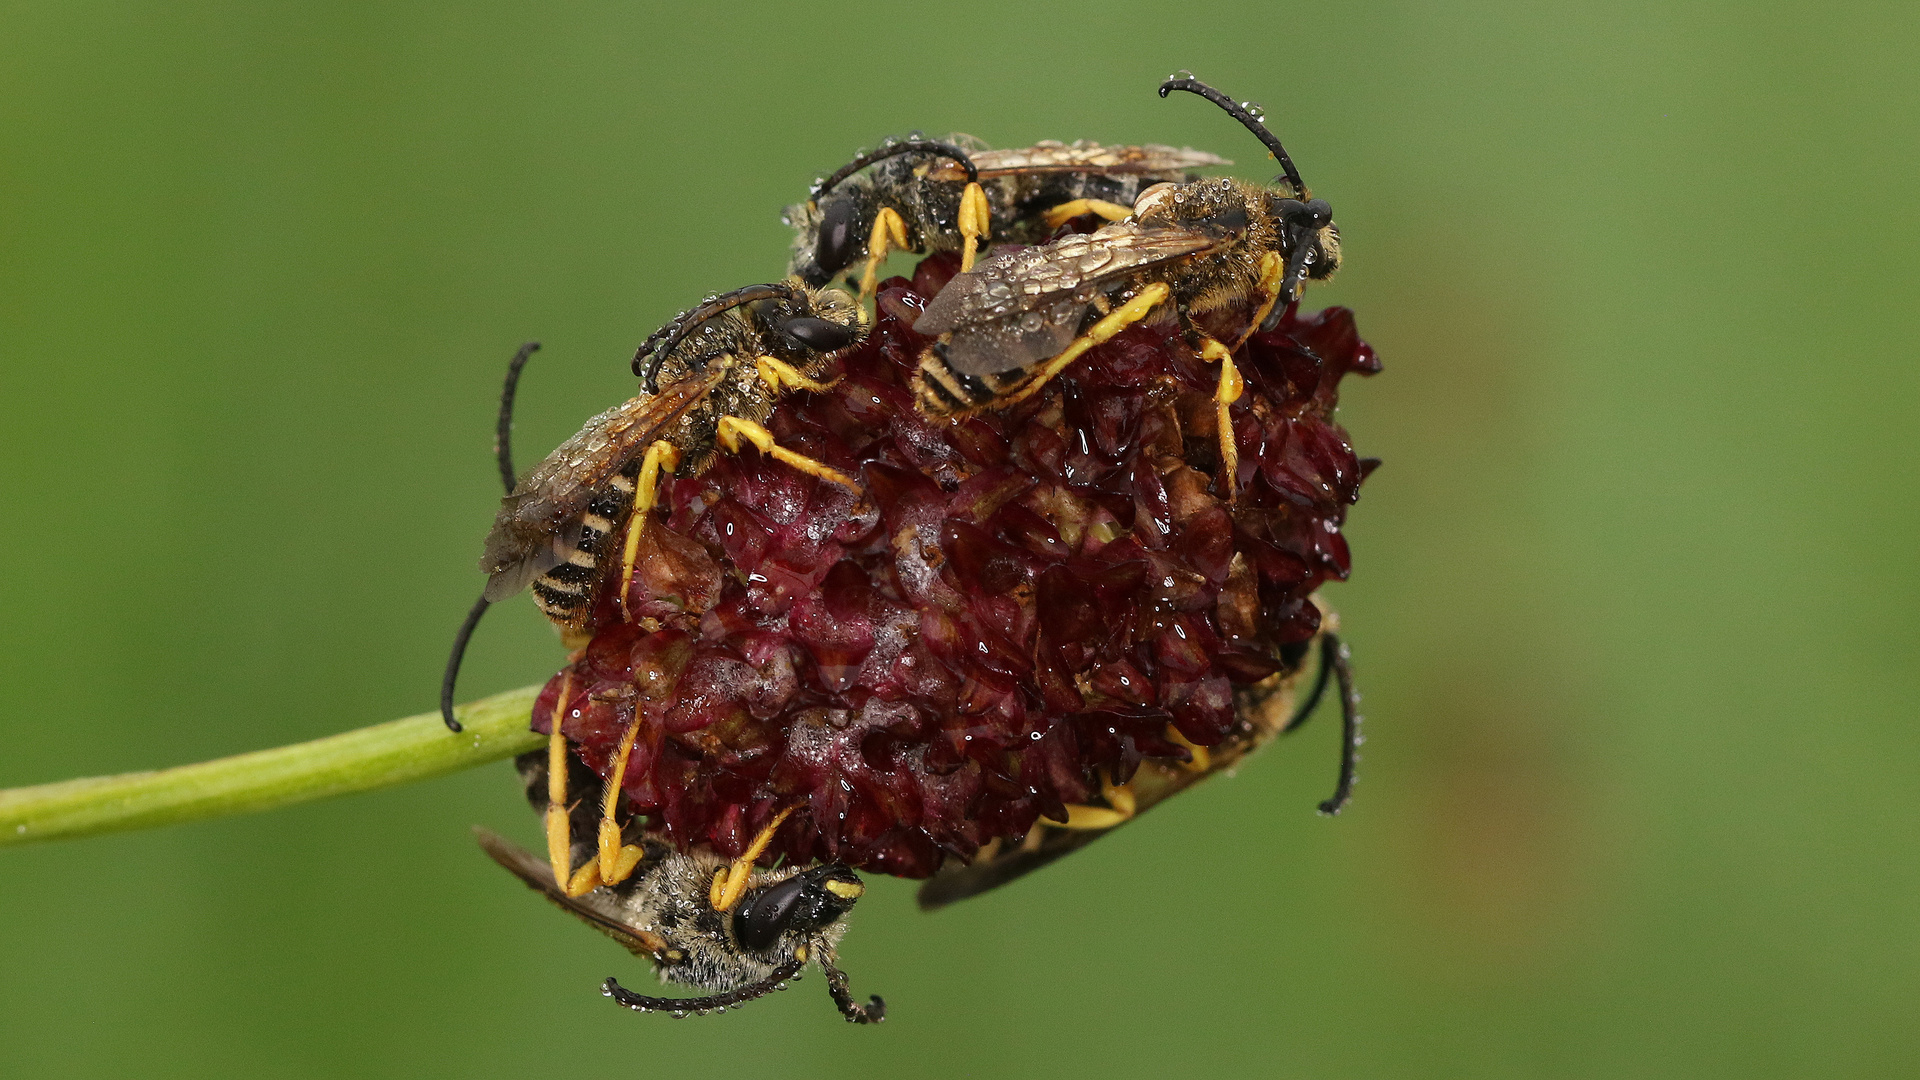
[475,827,667,958]
[478,370,722,601]
[928,141,1230,180]
[914,224,1226,375]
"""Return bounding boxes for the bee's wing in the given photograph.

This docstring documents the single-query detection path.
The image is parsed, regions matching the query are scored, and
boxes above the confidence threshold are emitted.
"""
[929,142,1231,180]
[914,224,1226,377]
[475,827,668,958]
[478,370,723,603]
[915,668,1303,911]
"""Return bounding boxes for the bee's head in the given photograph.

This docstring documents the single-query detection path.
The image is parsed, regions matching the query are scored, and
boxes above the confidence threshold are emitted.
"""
[758,285,869,358]
[731,864,866,955]
[795,140,979,287]
[1160,75,1339,302]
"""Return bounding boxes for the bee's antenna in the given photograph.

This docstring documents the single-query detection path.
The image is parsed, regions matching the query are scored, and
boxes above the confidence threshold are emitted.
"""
[443,341,540,733]
[1280,631,1362,814]
[495,341,540,493]
[632,283,800,393]
[811,140,979,200]
[819,949,886,1024]
[602,958,805,1017]
[1158,76,1306,196]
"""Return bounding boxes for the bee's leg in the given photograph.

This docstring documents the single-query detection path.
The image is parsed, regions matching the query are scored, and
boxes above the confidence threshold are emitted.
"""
[591,712,650,887]
[1166,725,1212,774]
[1041,198,1135,230]
[998,282,1171,411]
[1196,336,1244,500]
[754,356,841,396]
[1054,770,1138,830]
[708,806,798,912]
[1229,251,1287,351]
[958,182,991,272]
[540,671,587,894]
[857,207,911,305]
[615,440,681,623]
[716,416,861,491]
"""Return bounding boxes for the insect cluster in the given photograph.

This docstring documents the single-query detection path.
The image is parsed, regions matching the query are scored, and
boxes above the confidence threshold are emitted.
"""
[444,75,1379,1024]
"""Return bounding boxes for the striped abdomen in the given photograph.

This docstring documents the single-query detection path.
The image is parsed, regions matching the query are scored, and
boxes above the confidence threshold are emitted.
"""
[912,346,1033,417]
[529,462,640,630]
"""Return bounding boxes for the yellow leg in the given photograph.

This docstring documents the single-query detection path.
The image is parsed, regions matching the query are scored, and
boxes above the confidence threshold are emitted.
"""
[996,283,1170,412]
[616,440,681,623]
[543,671,576,892]
[958,182,991,272]
[709,806,798,912]
[1041,198,1135,229]
[857,207,910,304]
[1195,336,1244,501]
[1167,725,1212,774]
[754,355,840,396]
[716,415,860,491]
[1230,251,1287,350]
[1053,770,1138,831]
[595,711,650,886]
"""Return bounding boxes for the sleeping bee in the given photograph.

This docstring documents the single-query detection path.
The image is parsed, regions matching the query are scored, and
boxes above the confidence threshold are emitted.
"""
[783,136,1229,302]
[910,76,1341,498]
[920,620,1362,910]
[480,751,883,1023]
[440,282,867,903]
[465,282,864,650]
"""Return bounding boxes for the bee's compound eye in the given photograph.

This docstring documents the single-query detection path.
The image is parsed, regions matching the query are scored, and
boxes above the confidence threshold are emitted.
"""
[814,198,860,277]
[1305,198,1333,225]
[732,876,809,953]
[779,316,856,352]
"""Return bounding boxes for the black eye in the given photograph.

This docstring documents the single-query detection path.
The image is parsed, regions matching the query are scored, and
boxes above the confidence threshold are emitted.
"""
[780,316,855,352]
[1305,198,1332,226]
[814,198,860,277]
[732,876,809,953]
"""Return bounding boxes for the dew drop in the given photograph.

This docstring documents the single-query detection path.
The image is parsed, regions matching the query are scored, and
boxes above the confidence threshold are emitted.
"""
[1241,101,1266,121]
[1173,69,1193,80]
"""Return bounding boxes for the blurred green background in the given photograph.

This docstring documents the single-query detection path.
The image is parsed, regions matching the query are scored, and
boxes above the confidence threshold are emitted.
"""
[3,1,1916,1076]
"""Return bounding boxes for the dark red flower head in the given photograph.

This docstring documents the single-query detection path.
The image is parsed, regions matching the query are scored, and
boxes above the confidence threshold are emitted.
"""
[532,253,1380,878]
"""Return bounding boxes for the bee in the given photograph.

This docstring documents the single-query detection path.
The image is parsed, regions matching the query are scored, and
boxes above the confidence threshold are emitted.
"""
[784,136,1230,302]
[918,623,1361,910]
[440,283,868,897]
[479,750,883,1023]
[909,76,1341,498]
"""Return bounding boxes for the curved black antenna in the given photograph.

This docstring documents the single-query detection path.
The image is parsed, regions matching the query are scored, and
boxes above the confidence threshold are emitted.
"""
[819,949,886,1024]
[494,341,540,492]
[442,342,540,732]
[440,592,491,732]
[602,958,805,1017]
[1317,632,1361,815]
[811,139,979,200]
[1158,76,1306,196]
[631,282,799,393]
[1279,632,1362,814]
[1282,636,1336,734]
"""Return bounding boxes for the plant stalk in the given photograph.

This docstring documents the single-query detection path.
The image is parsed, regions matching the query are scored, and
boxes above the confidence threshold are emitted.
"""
[0,685,542,848]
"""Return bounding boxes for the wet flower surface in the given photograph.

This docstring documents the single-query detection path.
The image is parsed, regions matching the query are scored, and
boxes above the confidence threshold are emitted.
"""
[533,253,1380,878]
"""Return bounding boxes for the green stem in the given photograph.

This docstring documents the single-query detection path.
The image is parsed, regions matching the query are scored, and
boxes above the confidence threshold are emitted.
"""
[0,685,542,848]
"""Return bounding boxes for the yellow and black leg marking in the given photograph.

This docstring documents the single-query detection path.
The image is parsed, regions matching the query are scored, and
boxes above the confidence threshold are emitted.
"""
[616,440,682,623]
[716,416,860,491]
[997,282,1172,412]
[1040,198,1135,230]
[1167,725,1212,773]
[1230,250,1287,351]
[857,207,911,304]
[1056,770,1138,831]
[1196,336,1244,501]
[708,806,798,912]
[958,182,991,272]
